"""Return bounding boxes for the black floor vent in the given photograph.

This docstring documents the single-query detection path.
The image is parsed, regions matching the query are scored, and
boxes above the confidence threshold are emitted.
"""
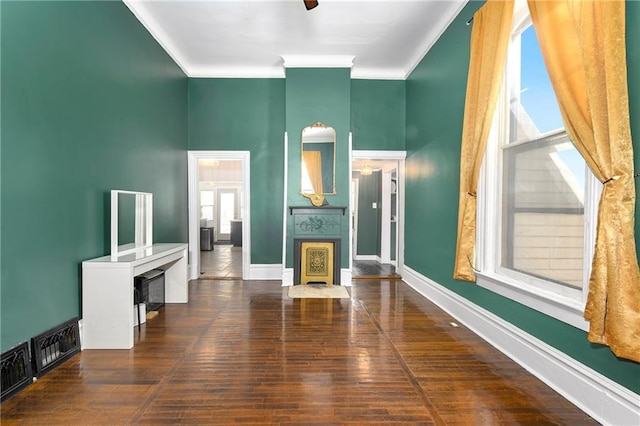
[1,341,33,402]
[30,317,80,378]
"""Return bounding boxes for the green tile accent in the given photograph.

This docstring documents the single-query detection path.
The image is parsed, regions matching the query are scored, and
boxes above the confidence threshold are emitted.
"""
[293,214,342,236]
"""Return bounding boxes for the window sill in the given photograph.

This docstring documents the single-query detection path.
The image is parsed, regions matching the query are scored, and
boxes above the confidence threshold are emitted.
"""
[476,271,589,332]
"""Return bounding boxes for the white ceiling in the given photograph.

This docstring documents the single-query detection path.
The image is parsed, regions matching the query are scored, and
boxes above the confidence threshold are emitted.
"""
[124,0,468,79]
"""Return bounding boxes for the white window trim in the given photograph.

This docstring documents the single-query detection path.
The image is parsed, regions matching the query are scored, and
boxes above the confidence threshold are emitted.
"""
[476,127,596,332]
[475,3,602,332]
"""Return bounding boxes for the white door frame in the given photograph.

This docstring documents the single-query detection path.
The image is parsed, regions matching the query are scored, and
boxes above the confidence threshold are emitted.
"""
[380,169,392,264]
[351,177,359,260]
[351,150,406,276]
[187,151,251,281]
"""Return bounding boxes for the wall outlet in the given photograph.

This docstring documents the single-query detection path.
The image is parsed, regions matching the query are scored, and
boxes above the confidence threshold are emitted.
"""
[372,202,377,209]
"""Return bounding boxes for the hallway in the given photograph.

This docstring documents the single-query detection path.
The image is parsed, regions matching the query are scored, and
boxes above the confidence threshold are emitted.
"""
[1,280,594,424]
[200,243,242,279]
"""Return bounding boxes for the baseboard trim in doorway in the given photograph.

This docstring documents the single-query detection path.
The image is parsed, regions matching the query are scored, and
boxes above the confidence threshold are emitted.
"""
[199,275,242,280]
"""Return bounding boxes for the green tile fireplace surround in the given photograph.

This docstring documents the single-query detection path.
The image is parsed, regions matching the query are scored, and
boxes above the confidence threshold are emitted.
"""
[289,205,347,285]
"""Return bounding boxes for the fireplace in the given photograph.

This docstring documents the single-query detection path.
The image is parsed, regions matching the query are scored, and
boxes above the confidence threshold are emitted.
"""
[289,205,346,286]
[294,238,341,285]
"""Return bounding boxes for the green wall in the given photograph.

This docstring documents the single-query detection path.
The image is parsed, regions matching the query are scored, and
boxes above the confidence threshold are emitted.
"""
[285,68,351,268]
[188,78,285,264]
[353,171,381,256]
[351,80,406,150]
[404,0,640,393]
[1,1,188,351]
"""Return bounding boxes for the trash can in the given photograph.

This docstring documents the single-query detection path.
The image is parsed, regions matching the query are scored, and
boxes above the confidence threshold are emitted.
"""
[200,227,214,251]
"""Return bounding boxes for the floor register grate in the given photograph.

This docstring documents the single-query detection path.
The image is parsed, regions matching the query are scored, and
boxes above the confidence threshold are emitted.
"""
[30,317,81,378]
[1,342,33,402]
[1,317,81,401]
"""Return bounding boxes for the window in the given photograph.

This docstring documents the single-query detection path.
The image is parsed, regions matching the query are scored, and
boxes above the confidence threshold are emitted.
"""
[200,190,215,221]
[476,2,601,330]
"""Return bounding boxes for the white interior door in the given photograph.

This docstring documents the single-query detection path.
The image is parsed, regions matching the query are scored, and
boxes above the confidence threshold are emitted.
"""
[217,189,237,241]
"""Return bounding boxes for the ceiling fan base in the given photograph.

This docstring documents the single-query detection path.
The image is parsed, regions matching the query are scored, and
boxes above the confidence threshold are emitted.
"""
[304,1,319,11]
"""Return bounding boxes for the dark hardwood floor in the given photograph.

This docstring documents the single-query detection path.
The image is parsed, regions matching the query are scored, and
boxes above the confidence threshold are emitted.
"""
[1,280,595,425]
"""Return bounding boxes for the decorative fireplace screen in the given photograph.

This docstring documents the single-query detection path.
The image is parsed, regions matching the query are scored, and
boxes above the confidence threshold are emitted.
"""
[301,241,334,285]
[294,238,341,285]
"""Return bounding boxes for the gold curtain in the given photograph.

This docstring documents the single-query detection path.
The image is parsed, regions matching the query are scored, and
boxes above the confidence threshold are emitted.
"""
[528,0,640,362]
[453,0,514,281]
[302,151,324,205]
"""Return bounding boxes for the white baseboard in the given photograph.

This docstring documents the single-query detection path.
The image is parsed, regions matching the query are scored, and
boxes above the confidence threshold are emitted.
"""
[341,268,352,287]
[354,255,377,261]
[248,264,282,280]
[282,268,294,286]
[78,319,84,350]
[401,266,640,426]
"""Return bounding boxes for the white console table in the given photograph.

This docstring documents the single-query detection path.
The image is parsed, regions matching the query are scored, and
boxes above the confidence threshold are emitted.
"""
[82,243,188,349]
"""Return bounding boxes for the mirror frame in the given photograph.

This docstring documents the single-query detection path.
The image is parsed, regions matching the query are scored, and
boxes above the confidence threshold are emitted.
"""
[300,122,336,196]
[110,190,153,260]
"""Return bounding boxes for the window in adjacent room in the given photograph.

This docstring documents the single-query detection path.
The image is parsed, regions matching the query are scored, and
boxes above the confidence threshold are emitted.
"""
[200,190,215,221]
[476,1,601,330]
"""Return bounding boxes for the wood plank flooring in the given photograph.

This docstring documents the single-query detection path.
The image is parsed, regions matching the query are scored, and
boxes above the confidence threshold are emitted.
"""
[1,280,595,425]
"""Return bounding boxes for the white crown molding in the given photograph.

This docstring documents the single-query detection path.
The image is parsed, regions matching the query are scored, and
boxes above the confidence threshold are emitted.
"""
[123,0,190,77]
[351,67,406,80]
[401,265,640,426]
[189,66,286,79]
[190,65,407,80]
[282,55,355,69]
[404,0,469,79]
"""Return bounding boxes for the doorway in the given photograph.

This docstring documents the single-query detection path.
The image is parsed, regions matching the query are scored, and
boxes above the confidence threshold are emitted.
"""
[216,188,238,241]
[188,151,250,281]
[351,151,405,279]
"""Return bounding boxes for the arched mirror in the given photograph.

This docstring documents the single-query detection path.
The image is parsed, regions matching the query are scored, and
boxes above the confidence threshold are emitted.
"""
[301,122,336,205]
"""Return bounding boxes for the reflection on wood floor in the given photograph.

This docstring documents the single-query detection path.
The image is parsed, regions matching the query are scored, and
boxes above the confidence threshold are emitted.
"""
[200,243,242,279]
[1,280,595,424]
